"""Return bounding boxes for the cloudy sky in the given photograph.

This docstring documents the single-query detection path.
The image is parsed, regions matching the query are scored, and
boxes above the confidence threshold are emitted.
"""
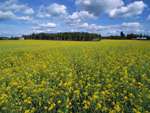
[0,0,150,37]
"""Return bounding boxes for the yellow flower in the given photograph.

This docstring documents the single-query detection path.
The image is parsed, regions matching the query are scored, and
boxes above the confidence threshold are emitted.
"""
[109,109,115,113]
[83,92,88,96]
[2,107,6,110]
[66,105,69,108]
[25,110,30,113]
[114,104,121,112]
[84,104,88,109]
[58,100,61,104]
[44,106,48,110]
[97,103,101,108]
[39,102,41,106]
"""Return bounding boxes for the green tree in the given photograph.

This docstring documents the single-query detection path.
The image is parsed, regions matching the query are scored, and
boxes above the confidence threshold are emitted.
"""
[120,31,125,39]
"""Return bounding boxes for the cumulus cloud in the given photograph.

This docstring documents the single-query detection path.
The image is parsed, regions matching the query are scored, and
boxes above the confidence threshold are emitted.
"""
[109,1,147,19]
[37,3,67,19]
[39,23,59,28]
[121,22,140,28]
[36,5,47,18]
[70,29,78,32]
[0,0,27,12]
[66,11,96,27]
[136,29,145,33]
[133,16,140,20]
[0,0,35,19]
[87,24,109,31]
[17,16,39,24]
[77,23,89,28]
[26,20,39,24]
[35,30,45,33]
[65,19,81,27]
[75,0,124,16]
[29,27,40,29]
[37,13,51,18]
[23,8,34,15]
[109,31,117,34]
[147,15,150,21]
[47,3,67,18]
[47,29,53,32]
[17,16,32,21]
[68,11,97,20]
[0,11,16,22]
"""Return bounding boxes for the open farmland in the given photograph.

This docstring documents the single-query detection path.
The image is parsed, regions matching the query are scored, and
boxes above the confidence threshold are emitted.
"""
[0,40,150,113]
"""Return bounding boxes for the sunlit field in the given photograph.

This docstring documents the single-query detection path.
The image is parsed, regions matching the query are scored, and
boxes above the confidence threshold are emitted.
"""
[0,40,150,113]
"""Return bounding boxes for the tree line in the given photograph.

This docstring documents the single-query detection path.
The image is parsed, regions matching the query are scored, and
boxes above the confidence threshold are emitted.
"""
[0,36,20,40]
[22,32,101,41]
[102,32,150,40]
[1,31,150,40]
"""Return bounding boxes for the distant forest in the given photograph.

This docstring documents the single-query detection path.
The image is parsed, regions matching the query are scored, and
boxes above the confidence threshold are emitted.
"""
[22,32,101,41]
[0,32,150,40]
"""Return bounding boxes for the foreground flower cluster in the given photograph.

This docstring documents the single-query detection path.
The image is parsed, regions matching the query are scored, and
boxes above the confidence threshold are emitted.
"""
[0,40,150,113]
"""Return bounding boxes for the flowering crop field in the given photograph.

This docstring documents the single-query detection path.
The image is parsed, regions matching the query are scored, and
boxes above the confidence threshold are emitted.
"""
[0,40,150,113]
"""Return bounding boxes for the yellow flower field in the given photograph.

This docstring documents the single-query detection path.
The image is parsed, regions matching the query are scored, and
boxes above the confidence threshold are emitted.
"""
[0,40,150,113]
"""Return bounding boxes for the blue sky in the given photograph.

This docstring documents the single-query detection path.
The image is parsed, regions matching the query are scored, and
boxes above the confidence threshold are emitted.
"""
[0,0,150,37]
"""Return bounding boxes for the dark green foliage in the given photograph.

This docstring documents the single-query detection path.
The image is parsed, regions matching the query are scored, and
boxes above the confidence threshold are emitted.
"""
[10,37,19,40]
[0,37,9,40]
[1,31,150,41]
[120,31,125,39]
[22,32,101,41]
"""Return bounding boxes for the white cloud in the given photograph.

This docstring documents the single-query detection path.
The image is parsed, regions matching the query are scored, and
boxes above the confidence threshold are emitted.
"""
[66,11,96,27]
[65,19,81,27]
[88,24,109,31]
[46,29,61,33]
[75,0,124,16]
[70,29,77,32]
[0,0,35,19]
[83,0,91,5]
[26,20,39,24]
[39,23,59,28]
[47,29,53,32]
[57,30,61,33]
[36,5,48,18]
[37,13,51,18]
[109,1,147,19]
[47,3,67,19]
[109,30,117,34]
[37,3,67,19]
[23,8,34,15]
[29,27,40,29]
[117,29,122,32]
[122,22,140,28]
[133,16,140,20]
[147,15,150,21]
[0,0,27,12]
[35,30,45,33]
[17,16,32,21]
[136,29,145,33]
[36,5,44,18]
[77,23,89,28]
[0,11,16,22]
[17,16,39,24]
[68,11,97,20]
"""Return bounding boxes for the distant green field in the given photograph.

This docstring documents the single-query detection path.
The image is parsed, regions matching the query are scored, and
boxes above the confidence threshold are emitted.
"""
[0,40,150,113]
